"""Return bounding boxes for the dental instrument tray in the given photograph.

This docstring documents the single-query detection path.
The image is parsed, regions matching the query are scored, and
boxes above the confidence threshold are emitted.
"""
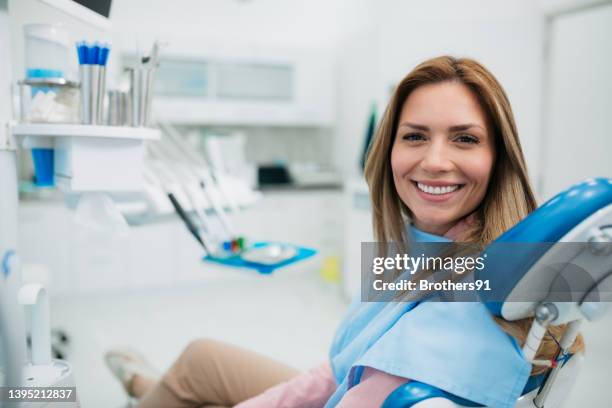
[204,242,317,274]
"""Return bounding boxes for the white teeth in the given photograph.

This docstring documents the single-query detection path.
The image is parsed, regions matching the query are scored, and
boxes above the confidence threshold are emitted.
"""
[417,182,460,195]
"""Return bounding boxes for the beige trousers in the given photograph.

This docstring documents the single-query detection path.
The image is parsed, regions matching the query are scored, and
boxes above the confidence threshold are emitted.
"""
[136,338,300,408]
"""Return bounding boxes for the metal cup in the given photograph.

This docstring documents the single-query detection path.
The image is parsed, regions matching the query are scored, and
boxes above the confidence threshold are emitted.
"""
[107,90,130,126]
[128,67,156,127]
[98,66,106,122]
[80,64,105,124]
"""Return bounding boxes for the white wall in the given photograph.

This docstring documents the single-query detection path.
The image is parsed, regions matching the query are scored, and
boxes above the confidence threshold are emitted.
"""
[109,0,370,56]
[335,0,545,184]
[333,23,380,178]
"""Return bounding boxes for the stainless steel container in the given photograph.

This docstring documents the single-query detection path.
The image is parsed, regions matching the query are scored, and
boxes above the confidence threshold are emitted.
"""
[107,90,130,126]
[98,66,106,121]
[80,64,103,124]
[128,67,156,127]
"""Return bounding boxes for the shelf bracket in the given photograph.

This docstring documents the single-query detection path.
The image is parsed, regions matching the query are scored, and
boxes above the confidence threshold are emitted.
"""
[0,121,17,151]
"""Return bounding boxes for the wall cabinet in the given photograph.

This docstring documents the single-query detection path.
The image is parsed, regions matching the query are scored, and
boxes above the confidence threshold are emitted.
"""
[125,48,335,126]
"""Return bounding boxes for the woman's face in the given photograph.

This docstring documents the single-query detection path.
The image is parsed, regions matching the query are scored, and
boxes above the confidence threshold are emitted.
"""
[391,81,495,236]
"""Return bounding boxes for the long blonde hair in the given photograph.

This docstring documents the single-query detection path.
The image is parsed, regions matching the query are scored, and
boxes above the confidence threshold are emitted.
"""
[364,56,583,375]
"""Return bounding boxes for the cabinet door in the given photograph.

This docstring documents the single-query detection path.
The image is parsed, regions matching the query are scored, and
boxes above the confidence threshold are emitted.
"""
[216,62,293,101]
[542,4,612,200]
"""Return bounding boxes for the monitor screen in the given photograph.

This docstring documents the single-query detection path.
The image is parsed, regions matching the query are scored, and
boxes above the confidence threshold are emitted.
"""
[71,0,112,18]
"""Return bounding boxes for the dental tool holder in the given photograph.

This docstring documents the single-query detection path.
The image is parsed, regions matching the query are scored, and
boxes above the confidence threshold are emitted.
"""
[12,123,160,192]
[80,64,105,125]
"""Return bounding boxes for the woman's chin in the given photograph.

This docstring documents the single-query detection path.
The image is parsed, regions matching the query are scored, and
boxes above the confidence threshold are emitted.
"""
[412,213,461,234]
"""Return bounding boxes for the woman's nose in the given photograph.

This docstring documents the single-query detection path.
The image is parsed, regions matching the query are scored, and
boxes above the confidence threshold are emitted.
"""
[420,142,454,173]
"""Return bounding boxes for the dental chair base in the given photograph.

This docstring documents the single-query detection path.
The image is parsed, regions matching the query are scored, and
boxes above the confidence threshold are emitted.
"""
[19,360,78,407]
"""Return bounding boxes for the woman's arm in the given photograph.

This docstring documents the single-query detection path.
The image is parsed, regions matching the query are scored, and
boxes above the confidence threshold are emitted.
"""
[235,361,336,408]
[336,367,409,408]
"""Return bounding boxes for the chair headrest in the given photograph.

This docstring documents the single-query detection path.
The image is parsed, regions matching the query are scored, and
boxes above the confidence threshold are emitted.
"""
[477,178,612,318]
[497,178,612,243]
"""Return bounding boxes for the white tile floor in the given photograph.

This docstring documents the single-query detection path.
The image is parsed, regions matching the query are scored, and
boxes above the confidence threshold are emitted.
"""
[49,269,612,407]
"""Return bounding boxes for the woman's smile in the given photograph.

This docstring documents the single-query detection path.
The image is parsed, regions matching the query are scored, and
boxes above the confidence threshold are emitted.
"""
[411,180,465,202]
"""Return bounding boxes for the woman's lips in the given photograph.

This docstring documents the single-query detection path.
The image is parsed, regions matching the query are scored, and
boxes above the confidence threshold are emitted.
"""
[412,181,464,202]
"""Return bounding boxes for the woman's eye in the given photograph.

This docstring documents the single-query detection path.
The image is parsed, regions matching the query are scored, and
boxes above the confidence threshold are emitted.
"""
[402,133,426,142]
[454,134,480,144]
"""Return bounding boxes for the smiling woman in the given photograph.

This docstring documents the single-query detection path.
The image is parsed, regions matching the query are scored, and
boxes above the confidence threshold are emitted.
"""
[391,81,495,235]
[364,55,584,383]
[366,56,536,246]
[104,56,584,408]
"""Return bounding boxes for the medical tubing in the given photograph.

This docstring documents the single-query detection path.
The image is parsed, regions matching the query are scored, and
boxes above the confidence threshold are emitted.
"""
[578,268,612,305]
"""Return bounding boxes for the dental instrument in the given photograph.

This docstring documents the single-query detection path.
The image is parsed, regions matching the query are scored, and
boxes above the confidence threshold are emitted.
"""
[127,40,161,127]
[77,41,110,125]
[146,142,220,244]
[158,119,241,215]
[149,122,319,269]
[167,191,208,252]
[151,123,240,247]
[160,137,237,239]
[142,159,215,254]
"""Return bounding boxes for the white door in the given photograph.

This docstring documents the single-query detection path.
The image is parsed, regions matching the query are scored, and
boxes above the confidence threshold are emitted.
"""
[542,3,612,200]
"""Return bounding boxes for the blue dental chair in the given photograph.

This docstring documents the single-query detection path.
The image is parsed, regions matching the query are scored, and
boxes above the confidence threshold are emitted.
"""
[383,178,612,408]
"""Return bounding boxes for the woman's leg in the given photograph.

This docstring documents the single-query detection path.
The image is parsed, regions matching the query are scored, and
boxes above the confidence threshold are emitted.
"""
[135,338,300,408]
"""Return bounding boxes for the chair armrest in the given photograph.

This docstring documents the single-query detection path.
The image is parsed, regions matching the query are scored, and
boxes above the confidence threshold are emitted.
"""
[381,381,483,408]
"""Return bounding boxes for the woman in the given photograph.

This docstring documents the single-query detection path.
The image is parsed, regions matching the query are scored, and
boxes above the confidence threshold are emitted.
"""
[106,56,583,407]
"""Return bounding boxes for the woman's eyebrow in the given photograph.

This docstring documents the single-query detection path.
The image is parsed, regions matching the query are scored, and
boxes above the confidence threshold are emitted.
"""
[398,122,485,132]
[448,123,486,132]
[398,122,429,131]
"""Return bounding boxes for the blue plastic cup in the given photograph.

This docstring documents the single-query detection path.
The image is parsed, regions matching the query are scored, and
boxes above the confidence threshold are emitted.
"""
[31,148,54,187]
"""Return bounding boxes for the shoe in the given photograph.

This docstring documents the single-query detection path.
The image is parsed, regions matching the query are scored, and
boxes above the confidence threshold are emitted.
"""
[105,348,160,397]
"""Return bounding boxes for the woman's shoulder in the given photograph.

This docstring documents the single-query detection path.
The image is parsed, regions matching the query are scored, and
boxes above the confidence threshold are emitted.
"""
[353,302,531,407]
